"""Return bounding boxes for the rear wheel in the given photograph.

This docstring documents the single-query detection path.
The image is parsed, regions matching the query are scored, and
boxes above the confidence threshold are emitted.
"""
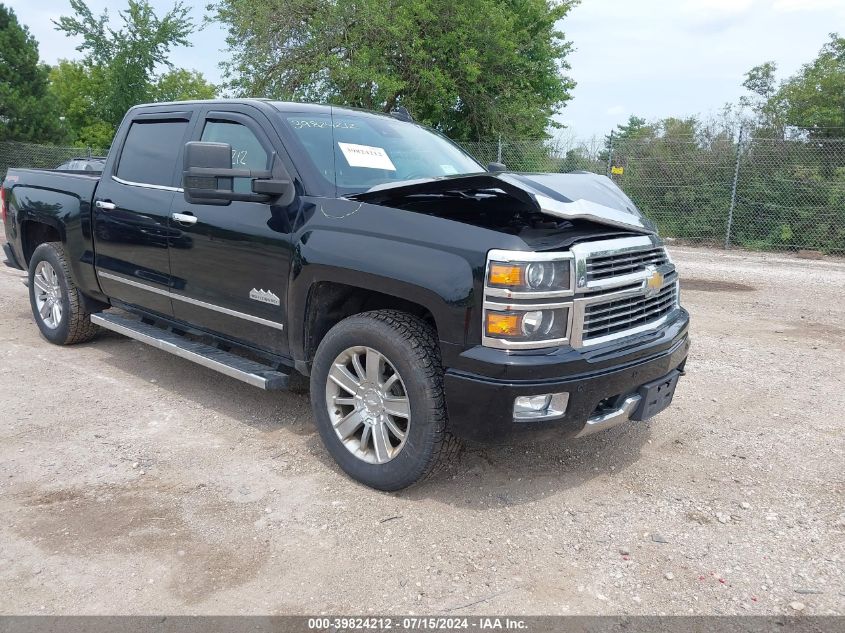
[310,310,459,490]
[28,242,99,345]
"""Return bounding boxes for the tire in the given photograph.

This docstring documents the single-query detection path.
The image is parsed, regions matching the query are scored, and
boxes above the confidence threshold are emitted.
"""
[28,242,99,345]
[310,310,460,490]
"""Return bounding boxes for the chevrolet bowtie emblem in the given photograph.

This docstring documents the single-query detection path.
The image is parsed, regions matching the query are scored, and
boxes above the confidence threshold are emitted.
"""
[644,266,664,298]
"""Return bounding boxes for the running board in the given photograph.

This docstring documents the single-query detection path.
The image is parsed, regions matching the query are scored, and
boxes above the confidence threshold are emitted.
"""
[91,312,290,390]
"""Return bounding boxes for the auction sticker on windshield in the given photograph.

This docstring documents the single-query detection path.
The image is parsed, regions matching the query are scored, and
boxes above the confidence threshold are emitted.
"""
[338,142,397,171]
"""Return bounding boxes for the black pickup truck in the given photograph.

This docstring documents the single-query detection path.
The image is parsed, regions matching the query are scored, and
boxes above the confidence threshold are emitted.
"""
[2,99,690,490]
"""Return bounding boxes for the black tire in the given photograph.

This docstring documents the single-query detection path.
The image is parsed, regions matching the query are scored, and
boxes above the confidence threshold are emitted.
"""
[28,242,99,345]
[310,310,460,490]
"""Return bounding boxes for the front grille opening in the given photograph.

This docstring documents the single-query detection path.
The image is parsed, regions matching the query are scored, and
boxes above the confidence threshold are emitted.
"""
[583,282,677,340]
[586,247,668,281]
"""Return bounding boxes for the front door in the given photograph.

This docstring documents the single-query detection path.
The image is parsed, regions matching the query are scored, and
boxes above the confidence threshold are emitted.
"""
[94,112,194,316]
[167,108,294,355]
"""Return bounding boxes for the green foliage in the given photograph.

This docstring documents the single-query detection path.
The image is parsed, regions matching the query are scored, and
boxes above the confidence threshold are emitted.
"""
[742,33,845,138]
[48,61,114,147]
[150,69,217,102]
[778,34,845,137]
[0,4,63,142]
[209,0,577,141]
[48,1,217,147]
[54,0,198,127]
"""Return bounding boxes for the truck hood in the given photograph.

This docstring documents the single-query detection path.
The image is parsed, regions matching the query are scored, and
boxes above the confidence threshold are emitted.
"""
[350,171,656,235]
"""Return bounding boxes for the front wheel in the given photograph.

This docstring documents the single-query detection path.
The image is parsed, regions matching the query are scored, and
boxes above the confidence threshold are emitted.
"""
[28,242,99,345]
[310,310,459,490]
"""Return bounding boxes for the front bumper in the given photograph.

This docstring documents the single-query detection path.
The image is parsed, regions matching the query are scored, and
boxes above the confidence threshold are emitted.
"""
[443,310,690,442]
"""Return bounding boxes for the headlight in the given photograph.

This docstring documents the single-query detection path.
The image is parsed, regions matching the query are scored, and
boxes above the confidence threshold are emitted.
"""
[483,250,574,350]
[485,308,568,342]
[487,259,570,292]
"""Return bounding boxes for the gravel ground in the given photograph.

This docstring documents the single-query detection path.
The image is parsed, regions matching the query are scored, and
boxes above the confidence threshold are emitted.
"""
[0,230,843,616]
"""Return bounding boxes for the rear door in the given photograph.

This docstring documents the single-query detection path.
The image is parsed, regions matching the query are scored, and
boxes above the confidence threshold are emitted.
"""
[167,106,294,355]
[94,111,195,316]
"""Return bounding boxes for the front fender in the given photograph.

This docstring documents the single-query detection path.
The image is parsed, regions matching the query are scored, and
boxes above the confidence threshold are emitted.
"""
[288,227,476,361]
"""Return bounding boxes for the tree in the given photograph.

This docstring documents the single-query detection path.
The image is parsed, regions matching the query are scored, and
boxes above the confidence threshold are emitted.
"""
[49,61,113,147]
[209,0,577,141]
[0,4,62,142]
[778,33,845,137]
[54,0,197,127]
[742,34,845,138]
[150,69,217,102]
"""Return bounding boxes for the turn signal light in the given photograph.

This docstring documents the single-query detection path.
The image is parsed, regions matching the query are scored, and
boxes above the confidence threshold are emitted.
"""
[488,263,523,287]
[486,313,521,336]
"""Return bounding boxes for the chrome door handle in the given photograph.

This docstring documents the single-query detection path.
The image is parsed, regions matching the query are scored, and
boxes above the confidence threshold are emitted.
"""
[171,212,198,225]
[95,200,116,210]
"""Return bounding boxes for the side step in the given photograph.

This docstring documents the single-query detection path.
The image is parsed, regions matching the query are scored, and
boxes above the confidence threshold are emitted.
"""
[91,312,290,390]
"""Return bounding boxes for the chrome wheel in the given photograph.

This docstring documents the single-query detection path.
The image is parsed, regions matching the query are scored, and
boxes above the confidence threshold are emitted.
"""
[325,346,411,464]
[33,261,63,329]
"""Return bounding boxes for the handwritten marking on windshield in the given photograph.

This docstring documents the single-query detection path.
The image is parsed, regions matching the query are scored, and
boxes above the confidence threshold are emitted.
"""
[290,119,358,130]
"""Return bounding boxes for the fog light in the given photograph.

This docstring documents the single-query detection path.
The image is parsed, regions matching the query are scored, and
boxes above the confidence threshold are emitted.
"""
[513,392,570,421]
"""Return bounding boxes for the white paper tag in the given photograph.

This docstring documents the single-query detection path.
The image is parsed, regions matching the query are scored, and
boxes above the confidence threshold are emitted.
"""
[338,142,396,171]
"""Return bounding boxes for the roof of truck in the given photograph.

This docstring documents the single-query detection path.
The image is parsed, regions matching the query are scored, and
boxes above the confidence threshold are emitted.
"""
[129,99,394,119]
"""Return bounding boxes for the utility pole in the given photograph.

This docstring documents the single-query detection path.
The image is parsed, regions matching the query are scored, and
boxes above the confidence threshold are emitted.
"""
[497,135,502,164]
[606,130,614,177]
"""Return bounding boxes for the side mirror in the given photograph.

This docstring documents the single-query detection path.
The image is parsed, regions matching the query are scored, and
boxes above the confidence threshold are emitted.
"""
[487,162,507,173]
[183,141,295,206]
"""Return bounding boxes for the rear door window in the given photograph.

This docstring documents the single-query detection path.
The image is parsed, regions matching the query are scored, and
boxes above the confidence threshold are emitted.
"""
[116,119,189,187]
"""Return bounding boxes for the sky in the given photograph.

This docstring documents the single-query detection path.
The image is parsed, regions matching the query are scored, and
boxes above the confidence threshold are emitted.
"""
[6,0,845,139]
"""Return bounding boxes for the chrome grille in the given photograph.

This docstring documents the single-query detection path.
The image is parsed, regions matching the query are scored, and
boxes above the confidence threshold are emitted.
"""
[585,247,668,281]
[582,276,677,341]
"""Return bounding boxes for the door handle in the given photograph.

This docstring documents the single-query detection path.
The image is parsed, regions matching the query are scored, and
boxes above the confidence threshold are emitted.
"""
[95,200,116,210]
[171,212,198,226]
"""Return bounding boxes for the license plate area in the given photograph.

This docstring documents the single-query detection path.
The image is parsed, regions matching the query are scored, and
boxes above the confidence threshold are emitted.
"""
[632,370,681,421]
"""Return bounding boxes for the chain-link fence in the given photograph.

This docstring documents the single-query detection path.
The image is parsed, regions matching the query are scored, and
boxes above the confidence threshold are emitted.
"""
[3,132,843,254]
[463,130,845,255]
[1,142,109,181]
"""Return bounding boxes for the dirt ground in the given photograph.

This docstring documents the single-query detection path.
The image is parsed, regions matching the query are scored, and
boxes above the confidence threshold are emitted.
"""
[0,229,843,616]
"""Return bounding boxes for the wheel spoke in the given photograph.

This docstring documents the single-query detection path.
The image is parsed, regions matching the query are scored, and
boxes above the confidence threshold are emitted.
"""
[333,396,357,407]
[51,303,62,326]
[334,408,366,439]
[382,373,399,392]
[365,348,383,383]
[328,363,361,396]
[351,351,366,382]
[359,425,371,452]
[33,276,50,293]
[383,396,410,418]
[371,422,392,463]
[384,416,407,441]
[39,300,52,319]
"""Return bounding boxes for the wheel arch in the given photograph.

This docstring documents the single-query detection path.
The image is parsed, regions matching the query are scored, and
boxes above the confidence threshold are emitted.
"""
[21,219,64,264]
[288,232,477,371]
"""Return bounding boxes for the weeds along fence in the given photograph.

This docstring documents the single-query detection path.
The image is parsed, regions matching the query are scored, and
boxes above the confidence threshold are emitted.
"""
[3,132,843,254]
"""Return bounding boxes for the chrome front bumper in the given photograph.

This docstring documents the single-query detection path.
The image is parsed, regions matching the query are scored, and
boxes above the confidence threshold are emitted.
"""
[574,394,642,438]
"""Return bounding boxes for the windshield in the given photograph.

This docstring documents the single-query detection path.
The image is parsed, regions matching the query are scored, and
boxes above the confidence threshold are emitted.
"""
[280,111,483,194]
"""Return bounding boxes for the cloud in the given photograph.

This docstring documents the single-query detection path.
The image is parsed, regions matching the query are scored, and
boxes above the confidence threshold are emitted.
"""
[681,0,756,15]
[772,0,843,11]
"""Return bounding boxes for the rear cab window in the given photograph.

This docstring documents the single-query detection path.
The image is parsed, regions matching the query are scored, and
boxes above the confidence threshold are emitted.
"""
[115,119,190,187]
